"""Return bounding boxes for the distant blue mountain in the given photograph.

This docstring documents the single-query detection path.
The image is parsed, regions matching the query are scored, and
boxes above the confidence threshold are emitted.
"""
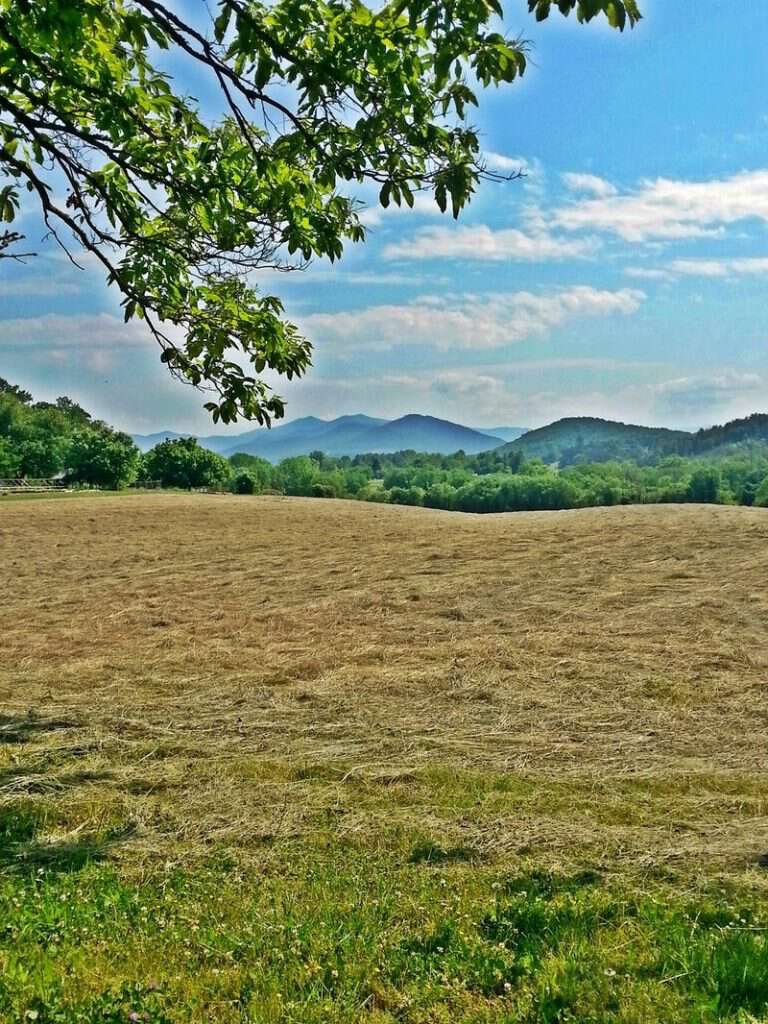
[131,429,187,451]
[132,413,506,461]
[334,414,505,458]
[479,426,528,443]
[223,413,389,461]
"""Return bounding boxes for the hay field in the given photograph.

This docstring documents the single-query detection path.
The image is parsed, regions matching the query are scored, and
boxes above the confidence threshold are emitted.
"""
[3,494,768,1022]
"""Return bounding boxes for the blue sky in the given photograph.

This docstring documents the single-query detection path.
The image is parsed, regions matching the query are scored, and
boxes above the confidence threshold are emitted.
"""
[1,0,767,435]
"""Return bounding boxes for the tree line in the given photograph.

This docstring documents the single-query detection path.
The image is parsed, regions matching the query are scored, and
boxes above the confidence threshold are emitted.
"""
[0,379,140,488]
[229,448,768,510]
[3,379,768,510]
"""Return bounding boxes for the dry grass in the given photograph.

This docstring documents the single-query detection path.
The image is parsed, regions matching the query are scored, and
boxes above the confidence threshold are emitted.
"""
[3,494,768,877]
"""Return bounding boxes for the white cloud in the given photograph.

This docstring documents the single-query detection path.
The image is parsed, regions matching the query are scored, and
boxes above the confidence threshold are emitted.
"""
[382,223,596,262]
[669,256,768,278]
[0,277,82,297]
[654,370,765,418]
[484,152,531,175]
[623,267,676,282]
[357,191,445,228]
[253,266,447,289]
[0,313,155,350]
[656,370,763,396]
[667,259,734,278]
[624,256,768,281]
[553,169,768,242]
[301,286,645,353]
[561,172,618,198]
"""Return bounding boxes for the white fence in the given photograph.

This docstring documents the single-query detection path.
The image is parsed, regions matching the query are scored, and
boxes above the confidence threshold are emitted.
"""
[0,478,67,495]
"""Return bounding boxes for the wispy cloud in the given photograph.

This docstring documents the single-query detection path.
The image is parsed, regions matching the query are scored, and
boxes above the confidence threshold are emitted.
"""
[383,223,596,262]
[301,286,645,353]
[0,277,82,298]
[554,169,768,242]
[668,256,768,278]
[483,152,532,175]
[623,267,677,282]
[624,256,768,281]
[561,172,618,198]
[0,313,155,350]
[654,370,765,418]
[253,267,447,289]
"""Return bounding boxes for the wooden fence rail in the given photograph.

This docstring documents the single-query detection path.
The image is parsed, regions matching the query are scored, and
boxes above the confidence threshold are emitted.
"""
[0,478,67,495]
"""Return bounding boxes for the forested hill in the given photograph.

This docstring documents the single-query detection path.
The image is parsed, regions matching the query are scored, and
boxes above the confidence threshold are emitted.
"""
[504,418,691,465]
[504,414,768,466]
[694,413,768,454]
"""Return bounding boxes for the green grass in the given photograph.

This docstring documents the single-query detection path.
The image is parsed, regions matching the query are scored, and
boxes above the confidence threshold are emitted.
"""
[4,748,768,1022]
[3,842,768,1023]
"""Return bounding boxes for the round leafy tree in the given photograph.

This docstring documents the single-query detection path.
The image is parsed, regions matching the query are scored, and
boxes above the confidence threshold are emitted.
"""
[143,436,232,489]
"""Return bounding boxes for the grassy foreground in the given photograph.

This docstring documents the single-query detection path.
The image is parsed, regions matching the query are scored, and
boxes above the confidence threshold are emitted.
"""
[2,495,768,1022]
[4,840,768,1023]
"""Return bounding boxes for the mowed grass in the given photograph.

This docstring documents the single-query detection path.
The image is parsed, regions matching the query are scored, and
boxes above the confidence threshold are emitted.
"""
[2,494,768,1022]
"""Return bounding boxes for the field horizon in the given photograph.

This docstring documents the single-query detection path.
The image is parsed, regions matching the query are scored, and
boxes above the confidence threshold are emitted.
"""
[3,495,768,1021]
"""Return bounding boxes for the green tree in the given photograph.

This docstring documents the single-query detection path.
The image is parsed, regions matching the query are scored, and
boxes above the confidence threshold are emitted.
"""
[686,467,721,504]
[0,377,32,405]
[68,429,141,489]
[311,481,338,498]
[35,396,94,427]
[16,435,68,478]
[275,455,319,496]
[0,435,19,476]
[754,476,768,508]
[228,452,274,486]
[232,469,259,494]
[424,481,457,510]
[0,0,638,423]
[229,452,275,490]
[0,389,26,437]
[143,437,231,489]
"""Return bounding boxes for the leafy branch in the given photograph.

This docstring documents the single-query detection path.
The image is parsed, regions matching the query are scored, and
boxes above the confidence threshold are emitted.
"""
[0,0,639,422]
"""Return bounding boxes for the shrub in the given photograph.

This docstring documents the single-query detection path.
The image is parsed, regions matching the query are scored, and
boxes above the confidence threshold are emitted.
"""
[232,471,258,495]
[311,482,337,498]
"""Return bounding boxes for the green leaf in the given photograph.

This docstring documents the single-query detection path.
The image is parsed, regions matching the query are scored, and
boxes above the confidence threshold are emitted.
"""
[213,4,232,42]
[605,1,626,29]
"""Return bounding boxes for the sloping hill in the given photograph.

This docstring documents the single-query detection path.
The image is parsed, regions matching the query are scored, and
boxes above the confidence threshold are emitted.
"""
[694,413,768,455]
[504,413,768,465]
[504,417,692,465]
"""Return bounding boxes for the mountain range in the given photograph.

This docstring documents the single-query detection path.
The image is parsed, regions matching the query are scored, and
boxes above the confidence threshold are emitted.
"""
[132,414,528,461]
[133,411,768,465]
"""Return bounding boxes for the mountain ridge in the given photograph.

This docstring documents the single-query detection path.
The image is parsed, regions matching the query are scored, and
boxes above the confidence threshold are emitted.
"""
[132,413,517,461]
[503,413,768,465]
[133,411,768,465]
